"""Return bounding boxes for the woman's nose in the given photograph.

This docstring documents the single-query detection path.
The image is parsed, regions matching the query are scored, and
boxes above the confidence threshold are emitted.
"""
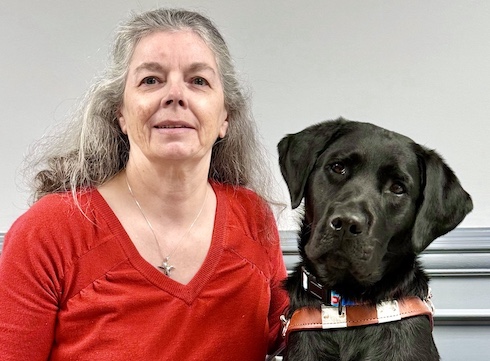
[162,79,186,108]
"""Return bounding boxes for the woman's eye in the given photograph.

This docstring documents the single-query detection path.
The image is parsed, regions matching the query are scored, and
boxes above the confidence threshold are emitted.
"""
[192,77,209,86]
[141,76,159,85]
[330,162,346,175]
[390,182,406,195]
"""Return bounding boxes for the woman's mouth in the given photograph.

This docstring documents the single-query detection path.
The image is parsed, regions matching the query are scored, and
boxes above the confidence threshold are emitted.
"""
[154,125,190,129]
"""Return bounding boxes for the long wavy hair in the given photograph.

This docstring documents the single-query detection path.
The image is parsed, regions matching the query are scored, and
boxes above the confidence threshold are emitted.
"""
[26,8,278,206]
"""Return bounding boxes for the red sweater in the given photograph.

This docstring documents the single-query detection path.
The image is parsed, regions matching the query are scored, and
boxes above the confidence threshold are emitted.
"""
[0,182,289,361]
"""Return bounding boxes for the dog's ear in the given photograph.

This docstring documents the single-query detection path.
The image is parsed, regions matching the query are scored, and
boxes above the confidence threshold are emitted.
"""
[277,118,348,208]
[412,145,473,253]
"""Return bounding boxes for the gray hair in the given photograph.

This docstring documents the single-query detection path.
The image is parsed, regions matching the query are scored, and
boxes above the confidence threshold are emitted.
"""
[27,8,277,205]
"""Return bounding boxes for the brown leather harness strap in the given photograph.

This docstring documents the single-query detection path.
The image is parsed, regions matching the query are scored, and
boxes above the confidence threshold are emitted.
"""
[283,297,434,343]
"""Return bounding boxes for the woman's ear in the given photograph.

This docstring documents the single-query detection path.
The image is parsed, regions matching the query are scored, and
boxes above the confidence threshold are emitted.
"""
[218,117,229,138]
[117,108,128,134]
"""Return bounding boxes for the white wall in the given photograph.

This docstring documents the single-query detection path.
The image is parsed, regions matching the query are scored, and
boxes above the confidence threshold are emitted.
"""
[1,0,489,232]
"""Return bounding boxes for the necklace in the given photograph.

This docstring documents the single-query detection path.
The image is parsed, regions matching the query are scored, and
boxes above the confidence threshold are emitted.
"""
[125,174,208,276]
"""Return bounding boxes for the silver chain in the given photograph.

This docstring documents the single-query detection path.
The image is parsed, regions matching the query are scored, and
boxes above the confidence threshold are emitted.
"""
[125,173,208,276]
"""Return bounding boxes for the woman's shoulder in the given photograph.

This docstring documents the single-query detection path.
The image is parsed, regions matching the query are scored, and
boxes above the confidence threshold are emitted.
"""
[213,182,278,243]
[213,182,275,224]
[6,189,100,240]
[3,188,111,268]
[213,182,268,209]
[19,189,96,221]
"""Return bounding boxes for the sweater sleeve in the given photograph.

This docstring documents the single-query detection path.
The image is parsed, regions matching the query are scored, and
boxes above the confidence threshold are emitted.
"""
[262,206,289,354]
[0,199,63,360]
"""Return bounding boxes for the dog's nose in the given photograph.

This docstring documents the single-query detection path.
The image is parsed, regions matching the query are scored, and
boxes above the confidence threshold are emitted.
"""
[329,213,366,236]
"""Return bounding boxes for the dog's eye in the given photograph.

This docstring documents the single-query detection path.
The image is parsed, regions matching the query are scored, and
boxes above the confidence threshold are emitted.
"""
[330,162,346,175]
[390,182,406,195]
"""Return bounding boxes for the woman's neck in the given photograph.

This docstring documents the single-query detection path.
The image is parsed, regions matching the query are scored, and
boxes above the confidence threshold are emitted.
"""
[113,160,212,226]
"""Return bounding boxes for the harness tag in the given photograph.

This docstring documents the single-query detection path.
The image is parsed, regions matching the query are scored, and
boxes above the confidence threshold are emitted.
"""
[376,300,401,323]
[302,270,308,290]
[321,304,347,329]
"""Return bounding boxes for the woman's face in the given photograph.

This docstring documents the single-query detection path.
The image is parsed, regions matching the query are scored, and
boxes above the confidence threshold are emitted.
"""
[118,30,228,168]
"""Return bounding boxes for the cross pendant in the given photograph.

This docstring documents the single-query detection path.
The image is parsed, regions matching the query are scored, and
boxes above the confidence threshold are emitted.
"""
[158,257,175,276]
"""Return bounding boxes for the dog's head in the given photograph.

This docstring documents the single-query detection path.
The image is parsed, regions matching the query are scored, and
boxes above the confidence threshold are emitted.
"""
[278,118,472,288]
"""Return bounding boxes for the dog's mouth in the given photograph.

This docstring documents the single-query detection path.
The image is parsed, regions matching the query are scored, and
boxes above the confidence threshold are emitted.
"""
[315,264,380,288]
[311,250,382,287]
[321,253,350,270]
[304,231,384,286]
[306,241,375,266]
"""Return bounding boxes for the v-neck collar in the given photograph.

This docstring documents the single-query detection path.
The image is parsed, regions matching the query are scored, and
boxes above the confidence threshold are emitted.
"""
[92,182,226,305]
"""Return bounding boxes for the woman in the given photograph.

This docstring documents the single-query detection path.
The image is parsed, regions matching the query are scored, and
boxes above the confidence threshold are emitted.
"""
[0,8,288,361]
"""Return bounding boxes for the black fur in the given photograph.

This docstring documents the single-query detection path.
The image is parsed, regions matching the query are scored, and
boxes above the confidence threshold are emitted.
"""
[278,118,473,361]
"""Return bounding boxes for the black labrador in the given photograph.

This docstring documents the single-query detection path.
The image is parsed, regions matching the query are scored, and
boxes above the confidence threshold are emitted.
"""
[278,118,472,361]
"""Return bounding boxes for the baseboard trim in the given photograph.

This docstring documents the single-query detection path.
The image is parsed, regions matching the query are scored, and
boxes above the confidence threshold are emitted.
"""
[434,309,490,325]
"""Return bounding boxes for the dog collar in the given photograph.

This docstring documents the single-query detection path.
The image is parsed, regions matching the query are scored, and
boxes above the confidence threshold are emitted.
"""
[281,296,435,344]
[301,266,355,307]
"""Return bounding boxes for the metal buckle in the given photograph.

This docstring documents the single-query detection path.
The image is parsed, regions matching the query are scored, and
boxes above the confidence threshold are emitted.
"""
[280,314,290,338]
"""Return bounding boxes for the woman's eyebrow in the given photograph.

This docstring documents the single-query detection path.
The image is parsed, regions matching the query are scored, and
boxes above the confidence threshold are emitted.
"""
[133,62,165,74]
[133,61,217,75]
[187,62,217,75]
